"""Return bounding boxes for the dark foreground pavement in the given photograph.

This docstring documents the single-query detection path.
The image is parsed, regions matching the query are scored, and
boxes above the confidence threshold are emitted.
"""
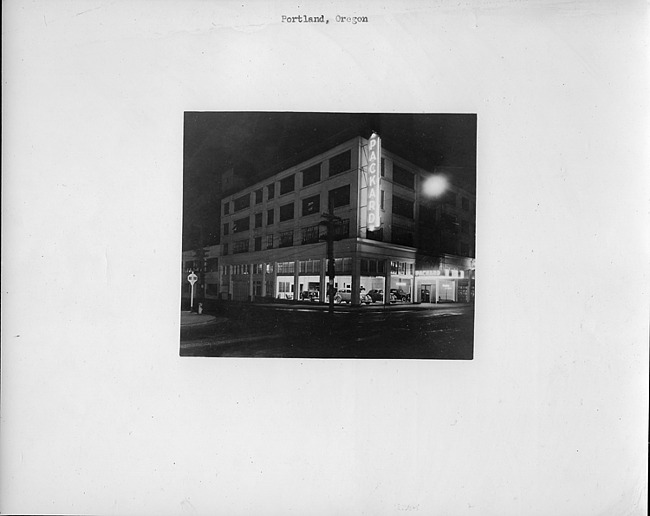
[180,302,474,359]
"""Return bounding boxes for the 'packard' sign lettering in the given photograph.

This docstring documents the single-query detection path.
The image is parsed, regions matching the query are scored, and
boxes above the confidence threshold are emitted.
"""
[367,133,381,231]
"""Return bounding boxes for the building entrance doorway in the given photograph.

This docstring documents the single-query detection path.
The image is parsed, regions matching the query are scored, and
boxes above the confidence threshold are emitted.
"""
[421,284,432,303]
[253,280,262,297]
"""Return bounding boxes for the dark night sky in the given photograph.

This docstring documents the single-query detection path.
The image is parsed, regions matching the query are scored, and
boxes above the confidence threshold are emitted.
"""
[183,112,476,249]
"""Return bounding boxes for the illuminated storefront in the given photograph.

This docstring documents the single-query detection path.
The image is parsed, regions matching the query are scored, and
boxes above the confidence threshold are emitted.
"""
[413,255,475,303]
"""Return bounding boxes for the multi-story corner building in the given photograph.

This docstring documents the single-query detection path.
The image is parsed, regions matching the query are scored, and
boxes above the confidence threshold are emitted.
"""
[214,135,475,305]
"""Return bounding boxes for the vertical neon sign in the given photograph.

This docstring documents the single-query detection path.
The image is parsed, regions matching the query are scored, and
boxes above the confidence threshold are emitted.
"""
[367,132,381,231]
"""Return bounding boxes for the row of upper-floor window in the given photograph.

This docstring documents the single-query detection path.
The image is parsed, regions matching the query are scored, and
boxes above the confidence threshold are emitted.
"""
[223,222,473,256]
[378,160,474,212]
[366,219,475,252]
[223,190,399,238]
[223,149,353,215]
[418,205,475,233]
[221,258,355,276]
[183,257,218,273]
[226,182,472,226]
[223,219,350,255]
[365,225,416,248]
[223,185,351,235]
[224,160,395,216]
[390,195,476,221]
[225,189,408,236]
[223,192,474,238]
[222,147,473,211]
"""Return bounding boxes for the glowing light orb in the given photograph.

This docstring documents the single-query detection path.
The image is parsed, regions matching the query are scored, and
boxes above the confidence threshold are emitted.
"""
[423,175,448,197]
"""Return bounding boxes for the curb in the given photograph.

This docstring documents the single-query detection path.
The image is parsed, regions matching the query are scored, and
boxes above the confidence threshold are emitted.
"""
[180,314,226,328]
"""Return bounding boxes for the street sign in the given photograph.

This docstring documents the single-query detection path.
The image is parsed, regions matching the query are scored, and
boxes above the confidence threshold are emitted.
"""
[187,272,198,308]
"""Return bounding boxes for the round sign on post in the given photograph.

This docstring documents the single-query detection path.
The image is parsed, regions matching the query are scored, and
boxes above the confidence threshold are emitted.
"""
[187,272,198,309]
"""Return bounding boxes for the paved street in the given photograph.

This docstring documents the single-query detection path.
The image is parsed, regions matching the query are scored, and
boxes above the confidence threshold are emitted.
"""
[180,303,474,359]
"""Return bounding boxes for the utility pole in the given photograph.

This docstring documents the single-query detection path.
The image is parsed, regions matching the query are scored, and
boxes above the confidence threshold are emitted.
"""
[320,202,343,314]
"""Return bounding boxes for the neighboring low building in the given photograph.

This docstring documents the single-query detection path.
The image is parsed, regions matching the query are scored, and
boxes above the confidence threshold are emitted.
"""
[211,135,476,305]
[181,244,220,304]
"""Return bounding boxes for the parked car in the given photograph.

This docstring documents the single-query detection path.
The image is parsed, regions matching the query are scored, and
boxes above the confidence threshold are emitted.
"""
[390,288,410,302]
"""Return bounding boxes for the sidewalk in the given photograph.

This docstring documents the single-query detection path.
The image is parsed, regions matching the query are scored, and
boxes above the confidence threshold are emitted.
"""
[253,300,473,312]
[180,311,224,327]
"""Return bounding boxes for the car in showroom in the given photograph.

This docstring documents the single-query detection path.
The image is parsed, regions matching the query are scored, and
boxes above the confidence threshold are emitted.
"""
[336,288,372,304]
[300,289,320,302]
[389,288,411,302]
[367,289,398,303]
[367,289,384,302]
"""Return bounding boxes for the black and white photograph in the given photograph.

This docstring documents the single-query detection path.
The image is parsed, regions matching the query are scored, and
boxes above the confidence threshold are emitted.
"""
[180,113,476,358]
[2,1,648,515]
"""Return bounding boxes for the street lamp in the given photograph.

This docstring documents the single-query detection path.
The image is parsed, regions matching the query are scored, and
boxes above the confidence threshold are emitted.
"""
[420,174,449,304]
[423,174,448,198]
